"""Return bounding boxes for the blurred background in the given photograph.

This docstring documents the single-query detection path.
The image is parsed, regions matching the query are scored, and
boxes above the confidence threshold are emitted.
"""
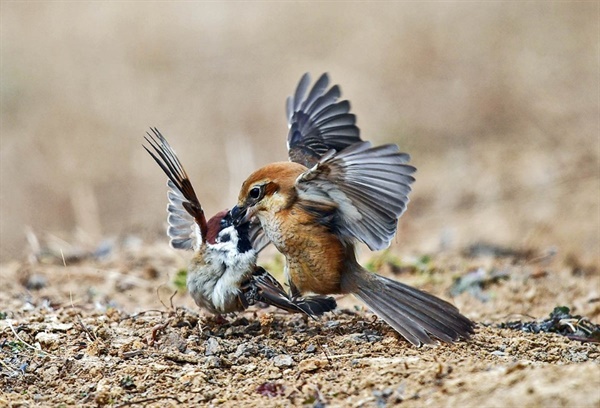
[1,2,598,263]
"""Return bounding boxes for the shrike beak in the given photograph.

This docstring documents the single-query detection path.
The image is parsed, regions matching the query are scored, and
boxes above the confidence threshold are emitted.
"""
[230,205,249,226]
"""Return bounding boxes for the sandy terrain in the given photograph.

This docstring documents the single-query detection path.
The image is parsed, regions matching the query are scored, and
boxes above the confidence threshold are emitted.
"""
[1,242,598,407]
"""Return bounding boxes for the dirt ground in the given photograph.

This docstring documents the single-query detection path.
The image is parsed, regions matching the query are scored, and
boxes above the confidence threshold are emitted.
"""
[2,4,598,407]
[1,241,598,407]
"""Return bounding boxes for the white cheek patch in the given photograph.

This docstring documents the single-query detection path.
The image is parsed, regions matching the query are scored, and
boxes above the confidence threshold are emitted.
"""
[215,226,239,246]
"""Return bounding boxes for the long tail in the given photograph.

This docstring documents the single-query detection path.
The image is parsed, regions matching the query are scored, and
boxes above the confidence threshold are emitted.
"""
[349,268,474,346]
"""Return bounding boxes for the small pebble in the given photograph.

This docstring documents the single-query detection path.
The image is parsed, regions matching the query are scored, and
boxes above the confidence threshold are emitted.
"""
[272,354,294,368]
[235,343,258,358]
[205,356,222,368]
[204,337,220,356]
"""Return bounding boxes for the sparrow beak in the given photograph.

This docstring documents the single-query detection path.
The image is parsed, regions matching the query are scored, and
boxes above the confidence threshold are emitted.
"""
[230,205,249,226]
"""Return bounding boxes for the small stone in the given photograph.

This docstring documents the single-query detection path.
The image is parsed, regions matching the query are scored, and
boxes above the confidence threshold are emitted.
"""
[179,370,207,386]
[205,356,222,368]
[272,354,294,368]
[298,358,328,373]
[345,332,383,343]
[243,364,257,373]
[165,332,187,353]
[35,332,60,350]
[286,338,298,347]
[204,337,220,356]
[567,352,588,362]
[306,344,317,353]
[234,343,257,358]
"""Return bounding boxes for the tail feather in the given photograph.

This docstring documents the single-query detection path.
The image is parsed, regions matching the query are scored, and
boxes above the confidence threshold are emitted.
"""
[354,272,474,346]
[249,267,337,318]
[294,295,337,317]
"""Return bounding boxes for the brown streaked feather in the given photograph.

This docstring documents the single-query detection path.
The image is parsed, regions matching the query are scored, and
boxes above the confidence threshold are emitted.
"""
[144,128,208,248]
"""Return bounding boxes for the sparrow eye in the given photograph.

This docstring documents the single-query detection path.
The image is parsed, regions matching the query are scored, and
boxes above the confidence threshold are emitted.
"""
[249,186,262,200]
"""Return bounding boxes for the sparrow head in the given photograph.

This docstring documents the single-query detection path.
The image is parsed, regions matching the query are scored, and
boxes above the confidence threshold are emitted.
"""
[206,210,253,254]
[231,162,305,225]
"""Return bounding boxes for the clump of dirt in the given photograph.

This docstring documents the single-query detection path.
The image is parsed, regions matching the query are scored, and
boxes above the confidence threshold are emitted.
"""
[0,242,599,407]
[499,306,600,343]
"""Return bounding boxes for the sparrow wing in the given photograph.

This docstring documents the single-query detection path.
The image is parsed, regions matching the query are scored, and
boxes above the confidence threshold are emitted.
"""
[286,73,363,167]
[248,267,337,317]
[144,128,207,251]
[295,141,415,251]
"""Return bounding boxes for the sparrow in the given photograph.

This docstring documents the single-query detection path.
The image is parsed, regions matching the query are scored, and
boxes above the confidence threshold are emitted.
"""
[231,73,474,345]
[144,127,336,318]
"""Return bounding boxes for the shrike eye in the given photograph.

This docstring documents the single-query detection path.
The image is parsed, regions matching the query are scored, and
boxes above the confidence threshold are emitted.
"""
[249,187,261,200]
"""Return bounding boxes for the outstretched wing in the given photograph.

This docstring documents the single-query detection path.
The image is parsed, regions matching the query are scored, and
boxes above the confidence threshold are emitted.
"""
[286,73,363,167]
[144,128,207,251]
[245,267,337,318]
[295,141,415,251]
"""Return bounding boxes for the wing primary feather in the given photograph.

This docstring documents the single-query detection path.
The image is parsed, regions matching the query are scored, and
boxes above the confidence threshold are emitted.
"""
[286,96,294,124]
[301,72,329,112]
[144,127,207,245]
[286,73,363,167]
[293,73,311,113]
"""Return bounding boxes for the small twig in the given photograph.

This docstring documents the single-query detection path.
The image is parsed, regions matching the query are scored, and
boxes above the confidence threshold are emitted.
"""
[6,320,57,359]
[0,359,18,376]
[148,319,172,346]
[122,350,145,359]
[559,318,578,333]
[76,315,97,342]
[119,309,166,322]
[169,290,178,310]
[328,353,365,360]
[500,313,537,321]
[315,337,331,365]
[157,286,178,312]
[115,395,181,407]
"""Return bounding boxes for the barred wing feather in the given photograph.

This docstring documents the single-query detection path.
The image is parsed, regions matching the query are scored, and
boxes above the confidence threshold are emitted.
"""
[296,142,415,251]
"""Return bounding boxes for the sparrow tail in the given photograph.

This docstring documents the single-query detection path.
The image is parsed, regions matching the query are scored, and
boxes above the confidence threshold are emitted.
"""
[351,269,474,346]
[291,295,338,317]
[245,267,337,318]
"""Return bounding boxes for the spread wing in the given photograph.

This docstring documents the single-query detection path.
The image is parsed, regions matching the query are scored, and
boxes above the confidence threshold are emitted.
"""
[286,73,363,167]
[144,128,206,251]
[295,141,416,251]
